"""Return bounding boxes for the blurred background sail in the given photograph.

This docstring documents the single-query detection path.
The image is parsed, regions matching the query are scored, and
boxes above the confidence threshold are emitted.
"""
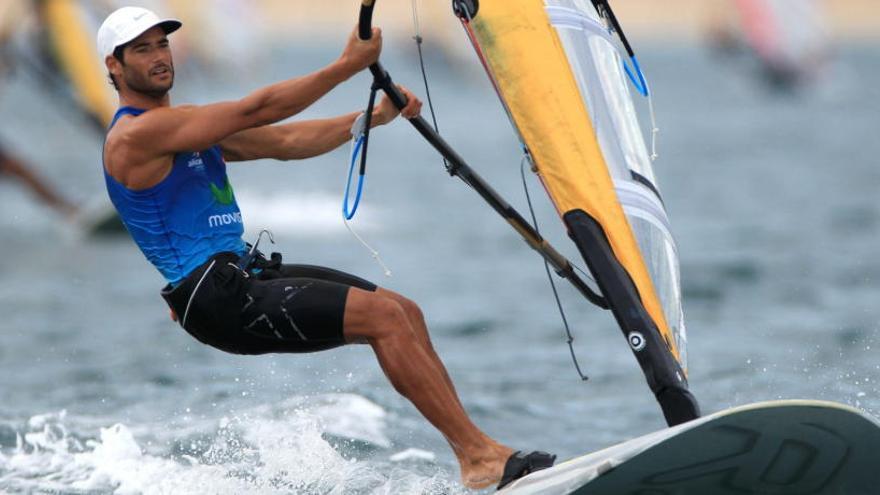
[707,0,831,89]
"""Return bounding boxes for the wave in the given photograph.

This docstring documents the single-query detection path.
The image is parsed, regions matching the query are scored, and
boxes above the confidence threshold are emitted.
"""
[0,394,463,495]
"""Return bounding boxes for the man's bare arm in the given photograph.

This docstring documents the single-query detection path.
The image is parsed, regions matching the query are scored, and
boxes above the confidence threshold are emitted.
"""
[220,112,361,162]
[220,85,423,162]
[117,28,383,160]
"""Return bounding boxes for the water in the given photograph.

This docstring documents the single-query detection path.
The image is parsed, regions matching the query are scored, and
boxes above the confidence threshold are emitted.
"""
[1,38,879,493]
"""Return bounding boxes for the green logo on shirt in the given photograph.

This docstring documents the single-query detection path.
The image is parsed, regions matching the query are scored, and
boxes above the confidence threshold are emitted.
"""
[210,179,235,205]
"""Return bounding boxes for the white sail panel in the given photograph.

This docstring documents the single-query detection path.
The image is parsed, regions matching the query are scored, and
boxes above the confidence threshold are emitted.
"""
[546,0,687,368]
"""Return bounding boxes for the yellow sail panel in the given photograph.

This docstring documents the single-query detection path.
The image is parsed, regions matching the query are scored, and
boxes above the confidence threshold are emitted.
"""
[470,1,679,359]
[43,0,115,127]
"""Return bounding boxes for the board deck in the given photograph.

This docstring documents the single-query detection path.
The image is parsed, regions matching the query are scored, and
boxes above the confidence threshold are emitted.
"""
[501,400,880,494]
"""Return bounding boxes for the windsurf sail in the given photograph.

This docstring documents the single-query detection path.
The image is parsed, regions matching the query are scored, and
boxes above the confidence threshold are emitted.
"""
[40,0,116,128]
[730,0,829,86]
[358,0,699,426]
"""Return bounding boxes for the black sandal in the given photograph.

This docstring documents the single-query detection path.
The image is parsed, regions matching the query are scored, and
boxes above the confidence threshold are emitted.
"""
[497,450,557,490]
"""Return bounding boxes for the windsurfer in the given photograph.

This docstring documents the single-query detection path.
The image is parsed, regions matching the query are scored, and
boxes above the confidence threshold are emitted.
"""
[0,3,79,220]
[97,6,553,489]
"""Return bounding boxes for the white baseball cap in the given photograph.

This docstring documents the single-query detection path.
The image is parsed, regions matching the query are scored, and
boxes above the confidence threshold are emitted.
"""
[97,6,182,59]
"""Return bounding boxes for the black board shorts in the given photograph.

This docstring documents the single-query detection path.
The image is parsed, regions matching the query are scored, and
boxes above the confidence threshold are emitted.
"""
[161,251,377,355]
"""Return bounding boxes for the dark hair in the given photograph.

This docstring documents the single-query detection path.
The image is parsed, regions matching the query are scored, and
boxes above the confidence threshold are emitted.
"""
[108,44,127,90]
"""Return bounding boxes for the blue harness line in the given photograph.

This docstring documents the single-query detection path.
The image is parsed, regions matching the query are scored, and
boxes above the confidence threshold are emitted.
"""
[344,134,367,220]
[340,84,392,277]
[624,55,650,97]
[342,85,380,220]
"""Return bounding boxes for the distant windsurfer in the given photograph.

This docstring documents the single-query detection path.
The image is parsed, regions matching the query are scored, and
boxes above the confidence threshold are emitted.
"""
[706,0,829,89]
[97,6,553,489]
[0,3,78,220]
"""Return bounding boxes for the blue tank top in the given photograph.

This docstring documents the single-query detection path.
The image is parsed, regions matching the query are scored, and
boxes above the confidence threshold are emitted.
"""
[104,106,247,284]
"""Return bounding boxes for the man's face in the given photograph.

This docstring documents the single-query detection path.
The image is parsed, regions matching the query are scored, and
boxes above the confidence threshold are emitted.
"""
[117,26,175,97]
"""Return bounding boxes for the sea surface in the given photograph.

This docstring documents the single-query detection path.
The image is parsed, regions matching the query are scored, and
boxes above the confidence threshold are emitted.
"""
[0,35,879,494]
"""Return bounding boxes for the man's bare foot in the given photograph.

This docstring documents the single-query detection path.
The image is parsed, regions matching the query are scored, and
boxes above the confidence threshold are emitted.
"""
[462,449,557,490]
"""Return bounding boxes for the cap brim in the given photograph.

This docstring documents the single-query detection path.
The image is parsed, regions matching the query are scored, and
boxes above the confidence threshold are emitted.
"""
[157,19,182,35]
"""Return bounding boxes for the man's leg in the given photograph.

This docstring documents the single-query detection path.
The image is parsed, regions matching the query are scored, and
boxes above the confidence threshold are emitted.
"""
[0,151,78,217]
[344,287,513,488]
[374,288,464,405]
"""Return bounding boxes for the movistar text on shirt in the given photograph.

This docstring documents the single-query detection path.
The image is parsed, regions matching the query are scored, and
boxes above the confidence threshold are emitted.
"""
[208,212,243,227]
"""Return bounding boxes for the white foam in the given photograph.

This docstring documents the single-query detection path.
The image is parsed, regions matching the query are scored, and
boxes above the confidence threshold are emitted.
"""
[290,393,392,448]
[0,396,465,494]
[390,448,437,462]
